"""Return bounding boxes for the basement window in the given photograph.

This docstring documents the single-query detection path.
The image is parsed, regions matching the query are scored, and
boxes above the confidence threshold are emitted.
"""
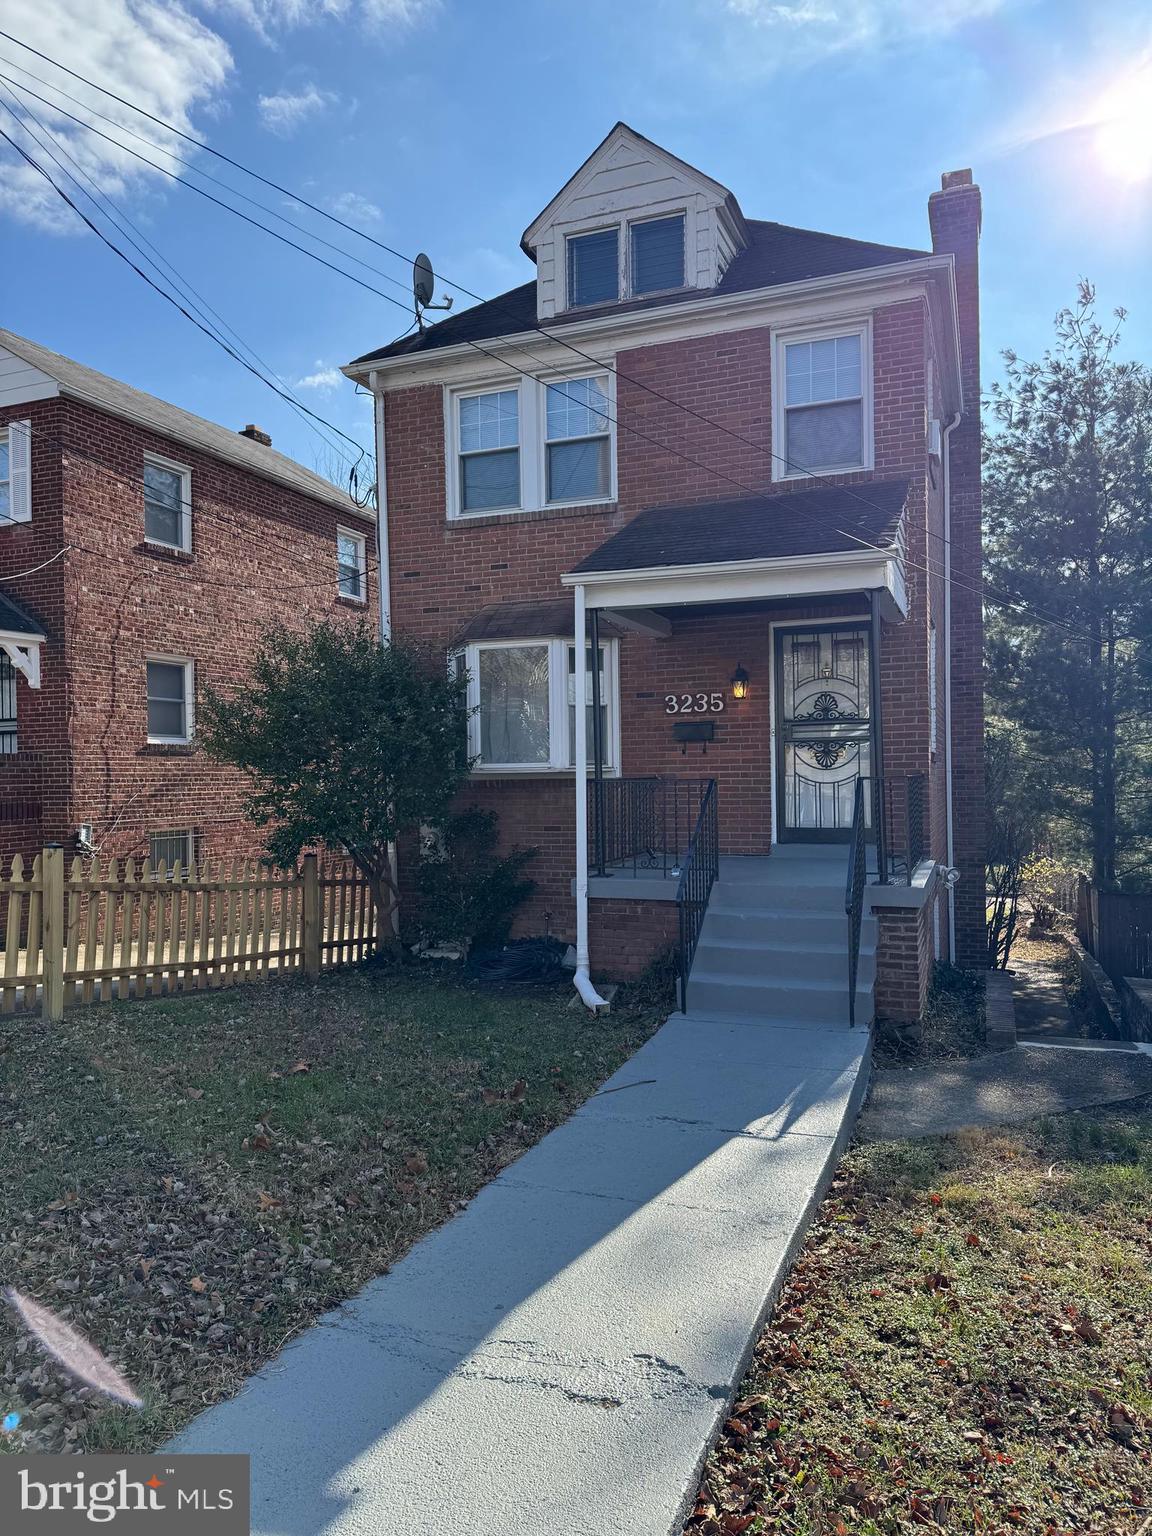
[149,829,196,873]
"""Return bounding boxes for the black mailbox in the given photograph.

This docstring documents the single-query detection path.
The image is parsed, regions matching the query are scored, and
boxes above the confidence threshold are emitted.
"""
[672,720,715,745]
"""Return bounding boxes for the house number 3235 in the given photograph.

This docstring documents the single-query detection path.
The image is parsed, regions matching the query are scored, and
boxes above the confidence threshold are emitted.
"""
[665,692,725,714]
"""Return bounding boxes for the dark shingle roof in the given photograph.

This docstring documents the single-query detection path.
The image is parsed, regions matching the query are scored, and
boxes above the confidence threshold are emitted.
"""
[450,598,624,647]
[569,480,909,576]
[0,592,47,640]
[350,220,928,366]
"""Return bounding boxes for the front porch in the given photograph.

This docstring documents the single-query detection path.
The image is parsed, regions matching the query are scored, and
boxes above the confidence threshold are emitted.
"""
[559,478,943,1025]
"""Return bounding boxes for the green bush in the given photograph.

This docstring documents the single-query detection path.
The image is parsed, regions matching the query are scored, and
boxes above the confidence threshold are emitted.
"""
[412,808,537,952]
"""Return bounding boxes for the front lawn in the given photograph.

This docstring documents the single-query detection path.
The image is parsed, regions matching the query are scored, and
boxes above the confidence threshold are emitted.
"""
[687,1104,1152,1535]
[0,965,659,1453]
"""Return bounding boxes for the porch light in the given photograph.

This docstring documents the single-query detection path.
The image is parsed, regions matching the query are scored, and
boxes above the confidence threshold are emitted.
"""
[730,663,750,701]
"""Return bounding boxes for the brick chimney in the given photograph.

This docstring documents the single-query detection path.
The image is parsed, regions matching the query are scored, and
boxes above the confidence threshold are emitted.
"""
[239,424,272,446]
[929,167,984,968]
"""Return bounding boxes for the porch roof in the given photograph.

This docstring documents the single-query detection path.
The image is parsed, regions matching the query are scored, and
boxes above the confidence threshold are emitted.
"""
[570,480,907,574]
[562,480,909,619]
[450,598,625,646]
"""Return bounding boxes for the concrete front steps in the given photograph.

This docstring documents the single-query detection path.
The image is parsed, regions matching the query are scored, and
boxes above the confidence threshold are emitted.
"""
[685,847,876,1030]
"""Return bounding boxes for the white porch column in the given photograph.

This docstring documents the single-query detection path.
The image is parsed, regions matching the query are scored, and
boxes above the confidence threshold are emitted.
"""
[572,583,607,1010]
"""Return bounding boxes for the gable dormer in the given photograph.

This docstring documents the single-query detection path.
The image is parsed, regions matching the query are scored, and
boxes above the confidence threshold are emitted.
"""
[521,123,749,321]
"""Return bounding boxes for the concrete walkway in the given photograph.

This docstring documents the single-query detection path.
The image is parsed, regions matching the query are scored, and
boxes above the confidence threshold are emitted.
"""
[1012,957,1078,1041]
[168,1013,869,1535]
[860,1041,1152,1140]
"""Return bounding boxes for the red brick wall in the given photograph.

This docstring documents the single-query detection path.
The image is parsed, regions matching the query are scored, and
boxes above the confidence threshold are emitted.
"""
[589,899,678,982]
[0,395,376,866]
[874,902,934,1024]
[382,273,982,996]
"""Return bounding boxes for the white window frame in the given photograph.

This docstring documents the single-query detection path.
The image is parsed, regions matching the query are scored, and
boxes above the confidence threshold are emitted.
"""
[145,655,194,745]
[562,205,692,311]
[337,525,367,602]
[143,451,192,552]
[149,828,197,873]
[1,420,32,526]
[773,319,873,480]
[445,372,616,521]
[455,636,620,775]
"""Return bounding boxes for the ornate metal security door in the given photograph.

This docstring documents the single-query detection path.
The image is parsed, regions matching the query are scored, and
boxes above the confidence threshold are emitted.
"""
[776,625,872,841]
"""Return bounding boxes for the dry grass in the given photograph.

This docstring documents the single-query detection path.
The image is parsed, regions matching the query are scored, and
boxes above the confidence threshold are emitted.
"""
[0,963,660,1454]
[686,1105,1152,1535]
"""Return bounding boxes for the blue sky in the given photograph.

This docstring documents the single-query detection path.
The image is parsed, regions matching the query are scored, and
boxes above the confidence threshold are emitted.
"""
[1,0,1150,486]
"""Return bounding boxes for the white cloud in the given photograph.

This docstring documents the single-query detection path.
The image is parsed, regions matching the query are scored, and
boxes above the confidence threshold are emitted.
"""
[205,0,437,38]
[328,189,382,222]
[257,82,332,136]
[724,0,1009,55]
[0,0,233,234]
[294,362,343,390]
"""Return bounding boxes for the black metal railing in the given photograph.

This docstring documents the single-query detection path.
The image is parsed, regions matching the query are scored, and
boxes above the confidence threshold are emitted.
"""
[589,776,714,878]
[845,778,868,1028]
[676,779,719,1012]
[879,773,928,883]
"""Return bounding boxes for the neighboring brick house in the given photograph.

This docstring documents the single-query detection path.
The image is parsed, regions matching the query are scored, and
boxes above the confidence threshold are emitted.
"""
[344,124,985,1022]
[0,329,377,868]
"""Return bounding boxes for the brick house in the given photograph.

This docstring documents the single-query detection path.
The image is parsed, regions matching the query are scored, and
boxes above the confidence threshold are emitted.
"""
[0,329,377,869]
[345,124,984,1024]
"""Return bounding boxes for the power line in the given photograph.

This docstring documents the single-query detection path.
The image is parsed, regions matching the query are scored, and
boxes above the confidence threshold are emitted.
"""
[0,43,1105,646]
[0,82,366,487]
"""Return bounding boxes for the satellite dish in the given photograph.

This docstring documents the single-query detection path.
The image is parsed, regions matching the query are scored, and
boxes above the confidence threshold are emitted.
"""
[413,253,435,309]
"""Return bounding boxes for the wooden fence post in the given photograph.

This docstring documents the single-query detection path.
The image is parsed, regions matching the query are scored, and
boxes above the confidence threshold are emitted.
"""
[41,844,65,1022]
[302,853,321,979]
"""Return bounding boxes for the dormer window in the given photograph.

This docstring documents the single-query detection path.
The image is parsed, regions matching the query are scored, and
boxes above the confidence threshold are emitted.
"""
[567,229,619,308]
[630,214,685,295]
[565,213,687,310]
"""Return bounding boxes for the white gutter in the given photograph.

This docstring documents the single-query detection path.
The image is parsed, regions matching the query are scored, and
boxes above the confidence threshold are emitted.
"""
[942,411,962,958]
[572,582,608,1011]
[370,370,392,642]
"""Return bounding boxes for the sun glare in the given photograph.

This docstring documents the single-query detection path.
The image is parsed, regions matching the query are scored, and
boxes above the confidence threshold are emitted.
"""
[1094,68,1152,183]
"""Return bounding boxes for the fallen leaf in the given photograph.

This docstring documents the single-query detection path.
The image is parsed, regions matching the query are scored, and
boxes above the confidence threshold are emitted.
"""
[1075,1315,1102,1344]
[257,1192,282,1211]
[508,1079,527,1102]
[189,1276,207,1293]
[288,1060,311,1075]
[403,1152,429,1176]
[185,1087,204,1101]
[249,1135,273,1153]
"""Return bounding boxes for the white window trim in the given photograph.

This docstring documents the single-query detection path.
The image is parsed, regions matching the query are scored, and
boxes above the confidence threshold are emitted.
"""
[455,636,621,775]
[1,420,32,525]
[143,451,192,553]
[561,203,693,311]
[337,525,368,602]
[772,318,874,481]
[146,654,195,745]
[445,372,616,521]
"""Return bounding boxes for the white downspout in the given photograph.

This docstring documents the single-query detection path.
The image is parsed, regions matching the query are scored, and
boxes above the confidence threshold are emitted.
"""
[371,371,399,937]
[942,410,961,959]
[572,581,608,1010]
[370,371,392,643]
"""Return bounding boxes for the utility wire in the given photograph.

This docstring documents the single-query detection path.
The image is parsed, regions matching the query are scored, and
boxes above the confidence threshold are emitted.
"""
[0,122,374,504]
[0,43,1107,645]
[0,82,366,486]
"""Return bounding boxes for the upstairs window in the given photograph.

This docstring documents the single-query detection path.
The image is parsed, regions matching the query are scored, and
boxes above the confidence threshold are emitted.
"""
[546,376,610,503]
[143,454,191,551]
[146,657,193,744]
[337,527,367,601]
[0,421,32,525]
[458,389,520,512]
[567,228,619,308]
[0,654,16,754]
[630,214,685,295]
[778,326,870,476]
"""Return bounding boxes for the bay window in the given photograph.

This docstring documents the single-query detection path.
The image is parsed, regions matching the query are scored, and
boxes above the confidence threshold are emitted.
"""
[776,324,871,476]
[457,638,619,772]
[448,374,614,518]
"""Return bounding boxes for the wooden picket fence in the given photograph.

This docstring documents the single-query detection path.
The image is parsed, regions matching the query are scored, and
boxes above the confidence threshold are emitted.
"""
[0,849,378,1019]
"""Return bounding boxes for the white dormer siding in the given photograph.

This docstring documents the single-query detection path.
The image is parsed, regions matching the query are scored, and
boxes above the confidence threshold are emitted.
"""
[522,124,748,321]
